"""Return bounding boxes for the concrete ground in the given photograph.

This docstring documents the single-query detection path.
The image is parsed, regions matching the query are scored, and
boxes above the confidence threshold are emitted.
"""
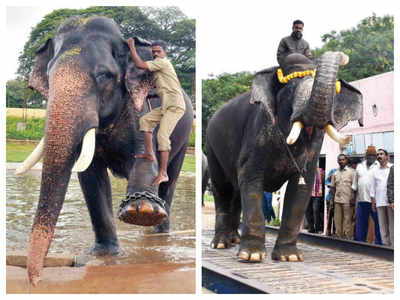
[202,201,215,230]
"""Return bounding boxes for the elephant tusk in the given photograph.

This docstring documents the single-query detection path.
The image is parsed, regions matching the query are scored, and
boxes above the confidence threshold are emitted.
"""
[286,121,304,145]
[339,52,349,66]
[15,138,45,175]
[324,124,351,145]
[72,128,96,173]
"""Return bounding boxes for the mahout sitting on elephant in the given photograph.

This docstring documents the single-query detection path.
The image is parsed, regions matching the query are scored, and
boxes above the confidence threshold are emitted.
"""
[206,51,362,262]
[16,16,193,285]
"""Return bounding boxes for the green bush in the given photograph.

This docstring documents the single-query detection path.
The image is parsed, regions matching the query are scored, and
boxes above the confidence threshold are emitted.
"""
[6,117,45,140]
[203,193,214,203]
[267,218,281,227]
[188,123,195,147]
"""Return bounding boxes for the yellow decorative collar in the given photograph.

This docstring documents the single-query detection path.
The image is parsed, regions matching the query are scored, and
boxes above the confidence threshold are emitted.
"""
[277,68,341,94]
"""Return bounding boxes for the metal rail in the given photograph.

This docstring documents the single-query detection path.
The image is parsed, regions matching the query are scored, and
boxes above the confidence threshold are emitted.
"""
[265,225,394,261]
[202,261,267,294]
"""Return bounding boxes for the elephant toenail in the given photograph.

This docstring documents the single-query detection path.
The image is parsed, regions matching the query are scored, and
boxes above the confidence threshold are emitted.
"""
[139,202,153,213]
[128,204,136,212]
[250,253,260,261]
[288,254,298,262]
[239,251,249,260]
[217,242,225,249]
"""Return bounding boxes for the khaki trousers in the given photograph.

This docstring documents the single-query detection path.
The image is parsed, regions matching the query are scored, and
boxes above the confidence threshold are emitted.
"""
[376,206,394,247]
[334,202,354,239]
[139,106,185,151]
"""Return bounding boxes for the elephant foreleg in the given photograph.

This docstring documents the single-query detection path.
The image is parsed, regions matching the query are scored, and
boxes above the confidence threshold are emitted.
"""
[237,176,266,262]
[271,174,312,262]
[78,158,120,256]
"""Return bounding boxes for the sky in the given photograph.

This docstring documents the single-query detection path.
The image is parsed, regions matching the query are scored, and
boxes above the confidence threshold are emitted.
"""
[197,0,395,78]
[4,1,198,80]
[3,0,396,81]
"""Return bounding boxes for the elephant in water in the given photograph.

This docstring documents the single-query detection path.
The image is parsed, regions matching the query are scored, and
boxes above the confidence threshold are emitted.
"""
[206,52,362,262]
[17,16,193,285]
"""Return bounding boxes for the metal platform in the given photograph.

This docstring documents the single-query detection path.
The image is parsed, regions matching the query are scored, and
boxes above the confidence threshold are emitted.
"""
[202,228,394,294]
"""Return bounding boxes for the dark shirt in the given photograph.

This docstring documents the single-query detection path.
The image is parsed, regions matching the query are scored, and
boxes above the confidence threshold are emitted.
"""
[277,35,312,66]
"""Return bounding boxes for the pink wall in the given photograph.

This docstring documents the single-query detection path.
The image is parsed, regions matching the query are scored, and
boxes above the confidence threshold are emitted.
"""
[321,71,394,174]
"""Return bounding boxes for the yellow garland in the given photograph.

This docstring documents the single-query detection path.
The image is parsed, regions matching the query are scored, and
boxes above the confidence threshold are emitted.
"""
[277,68,341,94]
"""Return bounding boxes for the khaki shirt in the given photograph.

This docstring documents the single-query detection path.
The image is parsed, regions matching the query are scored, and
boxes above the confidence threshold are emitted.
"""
[331,166,355,204]
[146,57,185,111]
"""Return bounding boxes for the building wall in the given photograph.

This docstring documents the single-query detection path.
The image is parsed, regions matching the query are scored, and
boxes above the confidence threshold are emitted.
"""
[321,71,394,174]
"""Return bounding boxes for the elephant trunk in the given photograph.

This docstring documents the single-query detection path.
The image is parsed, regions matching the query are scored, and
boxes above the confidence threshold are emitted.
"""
[27,61,98,286]
[287,52,350,145]
[304,51,345,128]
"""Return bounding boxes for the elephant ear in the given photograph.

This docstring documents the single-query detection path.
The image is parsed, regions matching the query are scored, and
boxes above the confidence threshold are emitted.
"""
[28,39,54,99]
[332,79,363,130]
[124,36,153,112]
[250,67,281,123]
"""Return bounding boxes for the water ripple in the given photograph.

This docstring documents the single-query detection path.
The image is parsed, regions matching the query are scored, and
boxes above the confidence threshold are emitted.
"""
[6,169,195,263]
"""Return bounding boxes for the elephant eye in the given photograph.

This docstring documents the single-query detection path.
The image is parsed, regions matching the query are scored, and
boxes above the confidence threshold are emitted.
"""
[95,71,113,83]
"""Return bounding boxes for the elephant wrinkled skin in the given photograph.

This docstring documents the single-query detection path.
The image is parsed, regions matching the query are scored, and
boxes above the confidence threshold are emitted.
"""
[19,16,193,286]
[206,52,362,263]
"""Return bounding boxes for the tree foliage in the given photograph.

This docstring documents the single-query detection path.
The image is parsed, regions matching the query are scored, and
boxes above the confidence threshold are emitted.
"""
[202,72,253,150]
[11,6,195,108]
[6,79,25,108]
[311,14,393,81]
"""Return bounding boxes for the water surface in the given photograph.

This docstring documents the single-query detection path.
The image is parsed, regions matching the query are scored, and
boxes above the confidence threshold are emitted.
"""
[6,169,195,265]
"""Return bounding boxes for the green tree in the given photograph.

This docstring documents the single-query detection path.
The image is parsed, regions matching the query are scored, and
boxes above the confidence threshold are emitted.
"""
[6,79,25,108]
[202,72,253,149]
[15,6,195,108]
[6,78,46,108]
[140,7,195,105]
[312,14,393,81]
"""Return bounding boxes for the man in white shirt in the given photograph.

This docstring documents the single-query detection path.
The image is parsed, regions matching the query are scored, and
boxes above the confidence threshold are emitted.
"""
[370,149,394,247]
[352,146,381,244]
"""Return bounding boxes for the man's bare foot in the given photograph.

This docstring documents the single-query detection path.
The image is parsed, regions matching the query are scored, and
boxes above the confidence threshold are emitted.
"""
[135,153,155,161]
[152,172,169,186]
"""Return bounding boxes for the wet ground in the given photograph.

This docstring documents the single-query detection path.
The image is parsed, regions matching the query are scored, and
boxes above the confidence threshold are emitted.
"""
[7,262,195,293]
[6,164,195,293]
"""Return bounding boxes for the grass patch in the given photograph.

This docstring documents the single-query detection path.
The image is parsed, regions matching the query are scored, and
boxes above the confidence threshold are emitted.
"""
[266,218,281,226]
[7,142,196,174]
[188,123,195,147]
[181,154,195,173]
[203,192,214,203]
[6,142,38,162]
[7,117,44,140]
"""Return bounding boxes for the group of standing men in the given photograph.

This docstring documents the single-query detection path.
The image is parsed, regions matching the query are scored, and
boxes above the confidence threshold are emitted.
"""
[327,146,394,247]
